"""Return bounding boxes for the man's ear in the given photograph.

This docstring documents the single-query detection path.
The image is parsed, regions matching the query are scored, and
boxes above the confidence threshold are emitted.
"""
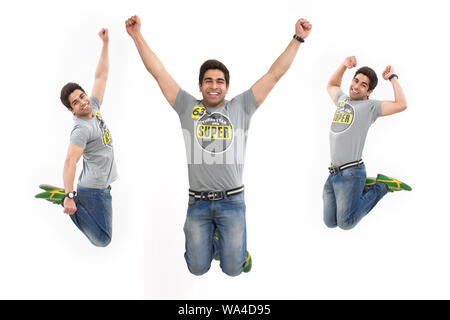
[67,107,73,112]
[367,89,374,98]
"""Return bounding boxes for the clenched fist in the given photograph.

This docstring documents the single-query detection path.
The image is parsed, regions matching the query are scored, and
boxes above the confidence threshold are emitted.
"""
[125,15,141,38]
[382,65,395,80]
[343,56,357,69]
[63,197,77,215]
[295,18,312,39]
[98,28,109,43]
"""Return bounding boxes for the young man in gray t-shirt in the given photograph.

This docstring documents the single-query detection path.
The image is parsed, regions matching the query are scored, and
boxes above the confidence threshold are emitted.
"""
[324,56,411,230]
[37,28,117,246]
[126,15,312,276]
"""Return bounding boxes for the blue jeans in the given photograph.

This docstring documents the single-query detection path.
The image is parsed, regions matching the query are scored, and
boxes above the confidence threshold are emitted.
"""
[68,186,113,247]
[323,164,388,230]
[183,192,247,277]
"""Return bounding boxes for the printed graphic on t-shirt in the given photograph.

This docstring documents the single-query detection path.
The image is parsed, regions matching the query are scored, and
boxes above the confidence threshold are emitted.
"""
[192,105,206,119]
[196,112,233,154]
[331,99,354,133]
[95,111,112,146]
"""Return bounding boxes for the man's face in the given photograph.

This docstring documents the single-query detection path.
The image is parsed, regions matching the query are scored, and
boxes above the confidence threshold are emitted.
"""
[199,69,229,108]
[68,89,92,118]
[349,73,373,101]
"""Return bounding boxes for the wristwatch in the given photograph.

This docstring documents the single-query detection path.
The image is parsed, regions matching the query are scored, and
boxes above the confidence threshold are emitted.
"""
[65,191,77,199]
[388,74,398,81]
[293,34,305,43]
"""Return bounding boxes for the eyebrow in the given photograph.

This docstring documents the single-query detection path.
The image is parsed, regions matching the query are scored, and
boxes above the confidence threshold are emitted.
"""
[204,77,225,82]
[71,92,84,105]
[354,77,369,87]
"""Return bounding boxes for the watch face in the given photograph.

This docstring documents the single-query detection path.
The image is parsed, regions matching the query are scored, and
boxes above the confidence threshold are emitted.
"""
[68,192,74,199]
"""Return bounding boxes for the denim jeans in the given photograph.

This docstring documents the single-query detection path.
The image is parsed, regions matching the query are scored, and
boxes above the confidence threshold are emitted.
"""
[68,186,113,247]
[323,164,388,230]
[183,192,247,277]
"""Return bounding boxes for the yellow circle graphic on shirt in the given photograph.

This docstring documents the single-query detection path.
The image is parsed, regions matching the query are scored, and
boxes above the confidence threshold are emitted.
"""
[331,102,354,133]
[195,112,234,154]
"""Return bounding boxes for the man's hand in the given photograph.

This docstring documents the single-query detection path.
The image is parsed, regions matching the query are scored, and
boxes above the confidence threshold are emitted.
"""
[343,56,357,69]
[63,197,77,215]
[382,65,395,80]
[295,18,312,39]
[98,28,109,43]
[126,15,141,38]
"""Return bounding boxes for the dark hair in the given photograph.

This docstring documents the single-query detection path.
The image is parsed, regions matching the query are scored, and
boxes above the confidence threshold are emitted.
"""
[60,82,85,109]
[354,66,378,91]
[199,59,230,86]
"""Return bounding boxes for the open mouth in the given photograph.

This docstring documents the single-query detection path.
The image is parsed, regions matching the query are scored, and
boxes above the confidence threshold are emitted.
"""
[81,102,90,111]
[350,88,359,95]
[207,92,220,98]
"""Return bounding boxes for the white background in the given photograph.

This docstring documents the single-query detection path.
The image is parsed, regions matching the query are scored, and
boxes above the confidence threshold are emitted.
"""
[0,0,448,299]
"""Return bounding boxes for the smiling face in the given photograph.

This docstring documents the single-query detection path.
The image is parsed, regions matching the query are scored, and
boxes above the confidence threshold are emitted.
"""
[349,73,373,101]
[68,89,93,118]
[199,69,229,108]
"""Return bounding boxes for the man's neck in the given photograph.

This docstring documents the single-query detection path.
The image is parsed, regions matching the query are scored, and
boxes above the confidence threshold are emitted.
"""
[76,112,94,120]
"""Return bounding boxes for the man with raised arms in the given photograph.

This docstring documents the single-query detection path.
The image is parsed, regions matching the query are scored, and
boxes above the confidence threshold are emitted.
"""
[36,29,117,247]
[324,56,411,230]
[125,15,311,276]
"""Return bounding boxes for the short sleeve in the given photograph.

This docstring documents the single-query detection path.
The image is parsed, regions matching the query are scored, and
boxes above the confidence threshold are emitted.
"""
[335,90,348,107]
[173,89,198,117]
[370,99,383,123]
[234,89,259,117]
[90,95,100,111]
[70,124,90,149]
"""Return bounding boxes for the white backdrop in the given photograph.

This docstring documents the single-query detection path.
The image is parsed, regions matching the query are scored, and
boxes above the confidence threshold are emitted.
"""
[0,0,448,299]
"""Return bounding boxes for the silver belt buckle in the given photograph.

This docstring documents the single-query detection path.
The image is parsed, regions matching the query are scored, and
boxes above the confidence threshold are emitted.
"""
[328,166,338,174]
[207,191,223,201]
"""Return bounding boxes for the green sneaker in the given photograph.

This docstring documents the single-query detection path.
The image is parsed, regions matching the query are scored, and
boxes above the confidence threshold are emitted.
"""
[35,184,65,205]
[376,174,412,192]
[365,177,377,186]
[243,251,252,273]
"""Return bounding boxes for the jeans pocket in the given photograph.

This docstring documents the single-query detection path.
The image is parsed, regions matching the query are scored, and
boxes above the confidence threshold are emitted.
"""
[225,193,245,206]
[78,192,97,209]
[188,196,198,207]
[341,169,356,179]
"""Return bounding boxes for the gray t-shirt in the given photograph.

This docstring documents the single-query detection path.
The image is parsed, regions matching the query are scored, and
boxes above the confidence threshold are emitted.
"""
[329,91,382,167]
[173,89,259,191]
[70,96,118,189]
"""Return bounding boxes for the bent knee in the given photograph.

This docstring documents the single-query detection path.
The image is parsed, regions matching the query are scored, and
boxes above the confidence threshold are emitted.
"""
[89,233,112,247]
[337,218,357,230]
[221,258,245,277]
[324,219,337,229]
[222,266,243,277]
[187,263,211,276]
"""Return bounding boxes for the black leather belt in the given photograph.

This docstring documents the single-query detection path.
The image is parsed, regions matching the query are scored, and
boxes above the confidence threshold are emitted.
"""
[328,160,364,174]
[189,186,244,201]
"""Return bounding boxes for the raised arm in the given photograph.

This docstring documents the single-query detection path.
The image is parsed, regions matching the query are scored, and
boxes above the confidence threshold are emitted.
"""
[91,28,109,105]
[62,144,84,215]
[251,18,312,106]
[380,66,407,116]
[125,15,180,107]
[327,56,357,102]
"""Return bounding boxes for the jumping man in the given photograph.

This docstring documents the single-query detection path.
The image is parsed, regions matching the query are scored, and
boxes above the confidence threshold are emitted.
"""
[126,15,311,275]
[324,56,411,230]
